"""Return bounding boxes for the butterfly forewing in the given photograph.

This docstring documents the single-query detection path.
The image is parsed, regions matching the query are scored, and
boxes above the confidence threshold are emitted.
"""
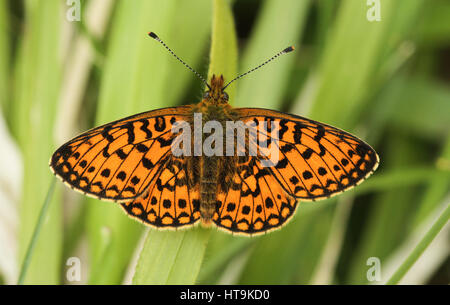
[236,108,379,201]
[50,106,192,202]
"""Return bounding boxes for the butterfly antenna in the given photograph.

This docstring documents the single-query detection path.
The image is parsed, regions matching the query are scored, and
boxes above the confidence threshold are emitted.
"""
[148,32,211,90]
[222,46,295,91]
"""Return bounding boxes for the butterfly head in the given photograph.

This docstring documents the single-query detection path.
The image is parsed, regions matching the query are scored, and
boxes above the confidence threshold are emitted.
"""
[203,74,229,104]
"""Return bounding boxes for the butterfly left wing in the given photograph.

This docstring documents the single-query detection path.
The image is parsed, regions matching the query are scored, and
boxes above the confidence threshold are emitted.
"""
[235,108,379,201]
[121,157,201,228]
[50,106,192,202]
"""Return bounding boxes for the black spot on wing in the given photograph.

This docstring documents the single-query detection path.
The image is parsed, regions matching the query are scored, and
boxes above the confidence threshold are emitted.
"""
[154,116,166,132]
[140,119,153,138]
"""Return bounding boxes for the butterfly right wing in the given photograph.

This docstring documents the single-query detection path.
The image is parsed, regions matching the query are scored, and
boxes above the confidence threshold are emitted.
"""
[50,106,192,202]
[214,155,297,235]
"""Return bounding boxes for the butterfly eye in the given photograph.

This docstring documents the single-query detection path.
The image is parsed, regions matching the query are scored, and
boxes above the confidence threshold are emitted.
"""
[222,92,229,101]
[203,91,210,99]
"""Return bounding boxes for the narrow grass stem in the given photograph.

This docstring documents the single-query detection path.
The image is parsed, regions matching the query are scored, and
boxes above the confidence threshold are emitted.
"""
[17,178,56,285]
[386,203,450,285]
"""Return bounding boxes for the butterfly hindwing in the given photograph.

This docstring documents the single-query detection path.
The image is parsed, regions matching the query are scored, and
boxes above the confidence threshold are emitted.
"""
[50,106,192,202]
[121,157,201,228]
[214,156,297,235]
[236,108,379,201]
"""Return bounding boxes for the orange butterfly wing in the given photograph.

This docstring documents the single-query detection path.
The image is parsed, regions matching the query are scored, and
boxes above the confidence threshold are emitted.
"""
[236,108,379,201]
[213,108,378,235]
[214,155,297,235]
[50,106,192,202]
[121,158,201,228]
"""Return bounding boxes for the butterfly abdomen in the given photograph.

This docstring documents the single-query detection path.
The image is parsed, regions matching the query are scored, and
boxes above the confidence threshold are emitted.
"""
[199,156,219,224]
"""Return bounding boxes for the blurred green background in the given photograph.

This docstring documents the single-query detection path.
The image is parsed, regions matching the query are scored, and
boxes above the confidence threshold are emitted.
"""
[0,0,449,285]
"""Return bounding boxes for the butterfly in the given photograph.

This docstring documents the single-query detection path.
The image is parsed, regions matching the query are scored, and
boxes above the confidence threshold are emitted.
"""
[50,32,379,235]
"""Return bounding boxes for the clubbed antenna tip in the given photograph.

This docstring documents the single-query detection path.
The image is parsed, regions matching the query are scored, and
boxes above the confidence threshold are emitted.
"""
[222,45,295,90]
[147,31,211,90]
[284,46,295,53]
[148,32,158,40]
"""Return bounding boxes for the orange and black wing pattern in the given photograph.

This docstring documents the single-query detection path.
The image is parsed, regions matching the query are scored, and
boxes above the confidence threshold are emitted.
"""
[121,158,201,228]
[214,155,297,235]
[50,106,192,202]
[212,108,379,235]
[236,108,379,201]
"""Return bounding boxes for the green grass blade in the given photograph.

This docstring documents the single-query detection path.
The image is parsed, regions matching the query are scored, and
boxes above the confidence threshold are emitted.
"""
[17,179,56,285]
[236,0,310,109]
[197,234,252,284]
[0,0,9,111]
[369,75,450,143]
[299,0,423,129]
[208,0,238,102]
[352,167,450,196]
[133,0,237,285]
[385,77,450,138]
[416,0,450,47]
[133,228,211,284]
[164,0,212,104]
[12,0,63,284]
[386,203,450,285]
[412,136,450,229]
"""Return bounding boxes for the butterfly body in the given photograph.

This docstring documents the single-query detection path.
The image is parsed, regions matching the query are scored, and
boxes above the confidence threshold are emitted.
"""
[50,74,379,235]
[190,75,239,225]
